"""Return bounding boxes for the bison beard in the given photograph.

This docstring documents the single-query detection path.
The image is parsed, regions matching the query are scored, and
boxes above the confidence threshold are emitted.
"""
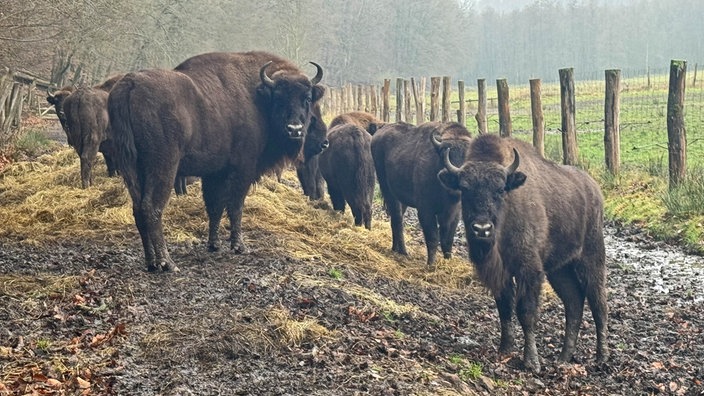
[438,134,608,372]
[108,51,324,272]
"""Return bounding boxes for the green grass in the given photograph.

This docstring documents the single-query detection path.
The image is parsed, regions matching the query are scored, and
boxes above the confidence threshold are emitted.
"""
[13,128,56,159]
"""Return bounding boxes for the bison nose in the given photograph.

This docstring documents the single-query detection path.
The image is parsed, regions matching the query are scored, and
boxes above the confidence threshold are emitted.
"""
[471,222,494,238]
[320,139,329,150]
[287,123,304,138]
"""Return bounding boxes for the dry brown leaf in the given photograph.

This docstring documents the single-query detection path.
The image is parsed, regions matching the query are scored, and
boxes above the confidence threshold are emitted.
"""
[76,376,90,389]
[46,378,62,389]
[651,361,665,370]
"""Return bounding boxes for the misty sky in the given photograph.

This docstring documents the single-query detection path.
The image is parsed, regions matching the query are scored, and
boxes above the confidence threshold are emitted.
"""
[475,0,632,12]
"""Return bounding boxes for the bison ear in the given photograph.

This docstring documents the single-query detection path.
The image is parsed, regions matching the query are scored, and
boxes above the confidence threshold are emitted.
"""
[505,171,526,192]
[255,84,272,105]
[437,169,460,191]
[312,85,325,102]
[367,123,378,135]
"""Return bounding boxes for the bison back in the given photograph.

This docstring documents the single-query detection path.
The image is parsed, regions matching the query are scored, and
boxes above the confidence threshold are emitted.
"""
[319,124,374,199]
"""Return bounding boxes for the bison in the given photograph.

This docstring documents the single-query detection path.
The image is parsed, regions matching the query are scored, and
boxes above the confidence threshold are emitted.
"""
[437,133,608,372]
[371,121,472,266]
[46,75,124,188]
[294,104,328,200]
[318,123,375,229]
[108,51,325,272]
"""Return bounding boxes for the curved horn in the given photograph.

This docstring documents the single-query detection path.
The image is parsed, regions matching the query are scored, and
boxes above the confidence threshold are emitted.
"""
[506,148,520,174]
[431,133,443,149]
[46,85,56,98]
[309,61,323,85]
[259,61,275,88]
[443,147,462,174]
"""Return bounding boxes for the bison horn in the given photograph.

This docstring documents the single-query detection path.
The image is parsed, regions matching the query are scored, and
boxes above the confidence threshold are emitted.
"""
[259,61,275,88]
[443,148,462,174]
[431,133,443,149]
[506,148,520,174]
[309,62,323,85]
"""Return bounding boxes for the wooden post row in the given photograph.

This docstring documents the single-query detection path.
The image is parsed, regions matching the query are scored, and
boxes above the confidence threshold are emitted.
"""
[496,78,512,137]
[667,59,687,188]
[604,70,621,175]
[530,79,545,158]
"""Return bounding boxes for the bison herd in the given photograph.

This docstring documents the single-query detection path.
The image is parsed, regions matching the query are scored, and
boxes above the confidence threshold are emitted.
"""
[45,51,608,373]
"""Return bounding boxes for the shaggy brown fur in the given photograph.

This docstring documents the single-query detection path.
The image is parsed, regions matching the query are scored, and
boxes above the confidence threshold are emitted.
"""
[371,122,472,267]
[108,51,325,272]
[329,111,385,135]
[438,133,608,372]
[319,124,375,229]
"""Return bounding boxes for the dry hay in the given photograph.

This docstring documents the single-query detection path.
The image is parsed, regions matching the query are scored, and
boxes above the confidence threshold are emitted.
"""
[0,147,476,290]
[141,305,335,363]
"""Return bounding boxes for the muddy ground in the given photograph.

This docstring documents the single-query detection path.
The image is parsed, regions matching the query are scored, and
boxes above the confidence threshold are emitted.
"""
[1,218,703,395]
[1,124,703,395]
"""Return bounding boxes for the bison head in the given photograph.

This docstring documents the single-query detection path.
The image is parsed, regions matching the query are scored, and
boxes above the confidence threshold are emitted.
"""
[46,88,74,132]
[302,101,329,162]
[256,61,325,143]
[438,148,526,247]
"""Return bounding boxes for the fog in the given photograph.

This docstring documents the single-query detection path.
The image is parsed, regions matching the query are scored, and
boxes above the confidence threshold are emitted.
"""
[1,0,702,86]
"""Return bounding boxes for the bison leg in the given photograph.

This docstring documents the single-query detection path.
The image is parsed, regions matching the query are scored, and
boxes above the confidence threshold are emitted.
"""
[139,178,176,271]
[515,267,545,372]
[102,152,118,177]
[79,150,98,188]
[327,184,346,212]
[417,209,440,267]
[202,175,227,252]
[439,211,460,259]
[226,179,251,254]
[133,206,156,270]
[495,282,516,355]
[582,256,609,364]
[546,265,586,363]
[384,199,407,256]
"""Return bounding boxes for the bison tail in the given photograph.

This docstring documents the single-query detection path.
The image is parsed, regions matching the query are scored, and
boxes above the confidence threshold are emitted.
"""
[107,78,140,199]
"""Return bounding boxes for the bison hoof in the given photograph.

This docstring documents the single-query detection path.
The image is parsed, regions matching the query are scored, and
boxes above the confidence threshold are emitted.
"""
[147,260,176,272]
[232,243,248,254]
[208,244,220,253]
[523,354,541,373]
[443,252,452,259]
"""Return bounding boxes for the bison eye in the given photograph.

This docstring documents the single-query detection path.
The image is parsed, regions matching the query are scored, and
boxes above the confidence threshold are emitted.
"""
[496,188,505,195]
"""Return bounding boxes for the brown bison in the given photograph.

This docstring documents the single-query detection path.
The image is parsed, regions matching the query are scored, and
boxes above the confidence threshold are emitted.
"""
[46,74,124,188]
[108,51,325,272]
[438,134,608,372]
[371,121,472,266]
[295,104,328,200]
[328,111,384,135]
[318,123,375,229]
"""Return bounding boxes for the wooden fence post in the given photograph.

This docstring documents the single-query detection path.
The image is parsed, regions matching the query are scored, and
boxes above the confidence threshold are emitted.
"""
[530,79,544,157]
[347,83,354,113]
[357,85,364,111]
[442,76,451,123]
[430,77,440,121]
[457,80,466,126]
[396,78,403,122]
[667,59,687,188]
[559,68,579,165]
[692,63,698,88]
[369,85,378,117]
[475,79,487,134]
[604,69,621,175]
[496,78,512,137]
[382,79,391,122]
[364,86,371,113]
[404,80,412,122]
[412,77,426,124]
